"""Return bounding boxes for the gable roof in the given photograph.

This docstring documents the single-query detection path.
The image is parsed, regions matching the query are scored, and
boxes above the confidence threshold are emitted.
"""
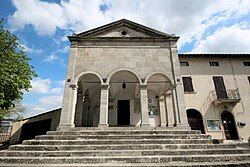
[178,54,250,58]
[75,19,171,38]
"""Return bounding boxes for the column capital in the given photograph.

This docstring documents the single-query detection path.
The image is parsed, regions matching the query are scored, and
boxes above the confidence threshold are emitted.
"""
[69,84,78,90]
[101,84,109,90]
[139,84,147,90]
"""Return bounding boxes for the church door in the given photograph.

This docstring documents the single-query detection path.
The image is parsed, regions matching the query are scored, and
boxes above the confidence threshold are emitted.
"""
[221,111,239,140]
[117,100,130,126]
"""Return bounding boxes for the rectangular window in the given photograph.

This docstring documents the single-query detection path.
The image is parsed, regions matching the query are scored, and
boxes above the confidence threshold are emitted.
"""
[243,61,250,66]
[209,61,219,66]
[182,77,194,92]
[248,76,250,84]
[180,61,189,66]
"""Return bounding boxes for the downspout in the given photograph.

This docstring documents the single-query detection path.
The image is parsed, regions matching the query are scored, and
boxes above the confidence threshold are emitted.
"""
[168,40,180,125]
[229,59,245,115]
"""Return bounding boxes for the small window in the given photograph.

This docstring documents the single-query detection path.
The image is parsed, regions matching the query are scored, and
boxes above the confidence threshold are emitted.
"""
[180,61,189,66]
[182,77,194,92]
[248,76,250,84]
[209,61,219,66]
[243,61,250,66]
[120,31,127,36]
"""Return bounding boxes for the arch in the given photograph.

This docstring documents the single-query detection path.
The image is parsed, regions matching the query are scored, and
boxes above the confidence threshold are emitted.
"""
[144,71,173,84]
[221,110,239,140]
[73,71,104,85]
[106,68,142,84]
[186,109,205,134]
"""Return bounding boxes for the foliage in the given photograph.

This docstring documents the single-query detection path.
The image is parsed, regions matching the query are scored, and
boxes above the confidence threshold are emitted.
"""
[0,19,37,120]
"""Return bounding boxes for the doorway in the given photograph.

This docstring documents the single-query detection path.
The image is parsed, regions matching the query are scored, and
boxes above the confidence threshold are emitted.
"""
[221,111,239,140]
[213,76,228,99]
[117,100,130,126]
[186,109,205,134]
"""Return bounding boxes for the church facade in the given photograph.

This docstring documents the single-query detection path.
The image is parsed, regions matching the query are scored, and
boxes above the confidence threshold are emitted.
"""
[58,19,250,141]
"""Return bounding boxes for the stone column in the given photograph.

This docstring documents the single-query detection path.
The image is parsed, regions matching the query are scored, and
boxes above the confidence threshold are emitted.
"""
[175,83,189,128]
[74,92,84,127]
[166,92,175,127]
[169,42,189,129]
[58,84,78,129]
[98,84,109,127]
[140,84,150,127]
[159,96,167,127]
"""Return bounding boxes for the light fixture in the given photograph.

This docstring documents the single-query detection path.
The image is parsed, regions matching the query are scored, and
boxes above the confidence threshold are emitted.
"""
[122,81,126,89]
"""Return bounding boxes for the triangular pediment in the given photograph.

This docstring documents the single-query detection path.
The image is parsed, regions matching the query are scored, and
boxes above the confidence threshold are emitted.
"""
[75,19,170,38]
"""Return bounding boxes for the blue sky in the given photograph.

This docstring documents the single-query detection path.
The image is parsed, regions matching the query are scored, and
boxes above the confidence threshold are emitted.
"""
[0,0,250,117]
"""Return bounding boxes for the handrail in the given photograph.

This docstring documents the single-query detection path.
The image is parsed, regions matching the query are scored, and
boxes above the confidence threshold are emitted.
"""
[200,88,240,114]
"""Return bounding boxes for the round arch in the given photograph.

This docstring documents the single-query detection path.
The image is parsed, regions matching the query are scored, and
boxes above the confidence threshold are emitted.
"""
[144,71,173,84]
[73,71,104,85]
[106,68,142,84]
[186,108,205,134]
[221,110,239,140]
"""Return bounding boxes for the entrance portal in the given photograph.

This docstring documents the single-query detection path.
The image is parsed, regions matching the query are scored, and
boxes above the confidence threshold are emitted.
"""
[117,100,130,126]
[186,109,205,134]
[221,111,239,140]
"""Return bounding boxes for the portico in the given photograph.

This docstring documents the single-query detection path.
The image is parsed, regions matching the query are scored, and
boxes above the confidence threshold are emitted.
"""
[58,19,189,130]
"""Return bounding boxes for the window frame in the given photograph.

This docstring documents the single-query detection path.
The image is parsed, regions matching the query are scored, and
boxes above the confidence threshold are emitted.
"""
[182,77,194,93]
[243,61,250,66]
[209,61,220,67]
[180,61,189,67]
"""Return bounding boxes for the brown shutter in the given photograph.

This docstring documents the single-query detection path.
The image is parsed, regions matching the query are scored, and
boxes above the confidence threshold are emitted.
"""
[182,77,194,92]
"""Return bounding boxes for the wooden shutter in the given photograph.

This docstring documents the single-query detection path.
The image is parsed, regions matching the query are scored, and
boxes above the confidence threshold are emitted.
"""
[182,77,194,92]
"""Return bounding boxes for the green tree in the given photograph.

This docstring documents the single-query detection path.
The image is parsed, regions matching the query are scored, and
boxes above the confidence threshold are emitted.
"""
[0,19,37,120]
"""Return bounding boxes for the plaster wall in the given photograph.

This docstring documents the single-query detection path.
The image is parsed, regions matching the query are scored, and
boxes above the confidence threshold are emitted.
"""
[180,57,250,140]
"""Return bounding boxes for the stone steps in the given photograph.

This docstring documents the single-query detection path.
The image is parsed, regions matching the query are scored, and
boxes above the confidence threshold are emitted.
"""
[1,161,250,167]
[0,154,250,164]
[1,148,249,157]
[36,134,209,140]
[22,139,212,145]
[0,128,249,166]
[9,143,238,151]
[47,130,201,135]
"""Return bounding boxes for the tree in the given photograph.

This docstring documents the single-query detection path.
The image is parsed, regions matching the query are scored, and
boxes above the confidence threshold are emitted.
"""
[0,19,37,120]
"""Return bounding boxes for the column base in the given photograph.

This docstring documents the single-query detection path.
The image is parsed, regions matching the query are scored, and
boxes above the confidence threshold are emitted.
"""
[160,124,167,127]
[176,123,191,130]
[140,123,150,127]
[57,123,75,131]
[98,123,109,128]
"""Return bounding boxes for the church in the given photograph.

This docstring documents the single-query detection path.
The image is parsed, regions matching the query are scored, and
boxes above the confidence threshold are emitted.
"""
[1,19,249,166]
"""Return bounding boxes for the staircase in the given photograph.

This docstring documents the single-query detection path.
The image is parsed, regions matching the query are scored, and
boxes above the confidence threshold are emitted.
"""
[0,127,249,166]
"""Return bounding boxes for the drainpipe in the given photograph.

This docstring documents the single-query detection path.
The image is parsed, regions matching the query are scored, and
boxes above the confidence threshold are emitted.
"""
[229,59,245,115]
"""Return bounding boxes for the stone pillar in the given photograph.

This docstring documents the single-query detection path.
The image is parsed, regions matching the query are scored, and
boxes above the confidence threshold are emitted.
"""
[166,92,175,127]
[98,84,109,127]
[140,84,150,127]
[169,42,189,129]
[175,83,189,128]
[159,96,167,127]
[58,84,78,129]
[74,92,84,127]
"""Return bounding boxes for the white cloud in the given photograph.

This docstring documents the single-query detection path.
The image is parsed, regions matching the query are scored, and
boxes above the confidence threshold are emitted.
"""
[30,78,52,94]
[20,44,43,54]
[44,54,65,66]
[9,0,66,35]
[192,24,250,53]
[24,78,65,117]
[8,0,250,53]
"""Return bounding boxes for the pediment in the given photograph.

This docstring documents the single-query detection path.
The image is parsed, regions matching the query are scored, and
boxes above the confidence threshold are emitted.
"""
[75,19,170,38]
